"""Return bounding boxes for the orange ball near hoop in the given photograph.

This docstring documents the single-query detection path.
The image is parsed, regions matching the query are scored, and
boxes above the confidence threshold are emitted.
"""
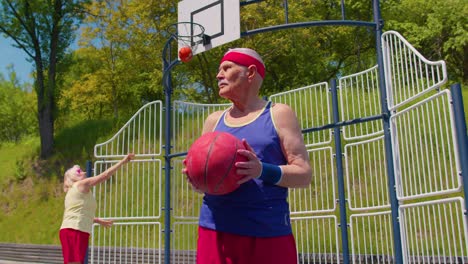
[179,46,193,62]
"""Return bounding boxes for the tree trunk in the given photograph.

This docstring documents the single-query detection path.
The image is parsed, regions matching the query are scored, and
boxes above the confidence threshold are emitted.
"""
[38,101,54,158]
[35,53,54,159]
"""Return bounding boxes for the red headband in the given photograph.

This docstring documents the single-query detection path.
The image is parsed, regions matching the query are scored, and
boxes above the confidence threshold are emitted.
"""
[220,51,265,79]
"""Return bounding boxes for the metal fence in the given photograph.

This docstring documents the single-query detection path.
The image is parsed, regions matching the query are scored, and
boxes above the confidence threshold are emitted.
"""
[90,31,467,264]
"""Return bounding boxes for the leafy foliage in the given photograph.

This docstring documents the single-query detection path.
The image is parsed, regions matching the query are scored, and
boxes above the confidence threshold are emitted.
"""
[53,0,467,121]
[179,0,378,102]
[383,0,468,84]
[0,0,91,158]
[58,0,177,122]
[0,73,37,143]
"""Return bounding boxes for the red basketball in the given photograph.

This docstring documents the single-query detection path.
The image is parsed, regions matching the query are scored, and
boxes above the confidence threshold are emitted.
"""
[178,46,193,62]
[185,131,248,195]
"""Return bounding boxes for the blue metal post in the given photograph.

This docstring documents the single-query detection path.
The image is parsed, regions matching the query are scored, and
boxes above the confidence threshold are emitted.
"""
[162,35,180,264]
[330,79,350,264]
[450,83,468,219]
[84,160,92,264]
[163,72,172,264]
[283,0,288,23]
[373,0,403,263]
[163,57,172,264]
[340,0,346,20]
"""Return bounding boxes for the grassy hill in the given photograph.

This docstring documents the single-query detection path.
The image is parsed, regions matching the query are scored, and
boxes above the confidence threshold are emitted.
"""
[0,138,63,244]
[0,119,116,245]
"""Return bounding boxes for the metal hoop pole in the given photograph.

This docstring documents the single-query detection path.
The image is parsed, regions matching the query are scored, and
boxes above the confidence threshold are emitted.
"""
[161,23,204,263]
[162,34,179,264]
[331,79,350,264]
[450,83,468,223]
[85,160,92,264]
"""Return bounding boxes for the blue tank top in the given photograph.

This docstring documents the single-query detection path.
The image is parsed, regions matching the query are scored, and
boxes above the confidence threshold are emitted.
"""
[198,101,292,237]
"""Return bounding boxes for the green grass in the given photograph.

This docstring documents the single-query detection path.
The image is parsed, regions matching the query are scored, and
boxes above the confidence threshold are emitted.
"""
[0,119,118,244]
[0,137,39,185]
[0,177,63,244]
[0,136,63,244]
[54,119,116,164]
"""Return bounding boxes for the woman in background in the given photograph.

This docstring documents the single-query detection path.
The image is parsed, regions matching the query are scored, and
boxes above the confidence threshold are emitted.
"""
[59,153,134,264]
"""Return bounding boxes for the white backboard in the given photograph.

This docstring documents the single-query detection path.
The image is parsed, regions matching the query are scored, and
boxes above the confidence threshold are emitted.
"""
[178,0,240,55]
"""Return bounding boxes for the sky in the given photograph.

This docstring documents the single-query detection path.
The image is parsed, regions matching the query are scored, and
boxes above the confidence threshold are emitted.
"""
[0,35,33,84]
[1,29,83,85]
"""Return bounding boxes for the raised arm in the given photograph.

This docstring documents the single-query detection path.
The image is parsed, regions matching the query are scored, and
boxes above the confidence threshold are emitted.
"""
[77,153,135,193]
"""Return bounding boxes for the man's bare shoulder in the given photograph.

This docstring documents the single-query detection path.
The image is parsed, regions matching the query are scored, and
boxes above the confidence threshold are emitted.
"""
[270,102,302,133]
[271,102,296,118]
[203,110,226,133]
[206,110,225,122]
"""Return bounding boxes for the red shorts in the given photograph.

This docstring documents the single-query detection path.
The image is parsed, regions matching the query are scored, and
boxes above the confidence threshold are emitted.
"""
[59,228,90,264]
[196,226,298,264]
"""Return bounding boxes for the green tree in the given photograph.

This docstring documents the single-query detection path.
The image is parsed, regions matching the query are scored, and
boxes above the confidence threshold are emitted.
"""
[0,0,90,158]
[57,48,110,123]
[0,71,37,143]
[59,0,381,108]
[58,0,467,114]
[60,0,177,121]
[383,0,468,84]
[181,0,377,101]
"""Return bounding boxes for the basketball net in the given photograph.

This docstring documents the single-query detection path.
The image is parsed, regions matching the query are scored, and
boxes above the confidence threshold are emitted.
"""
[167,22,206,57]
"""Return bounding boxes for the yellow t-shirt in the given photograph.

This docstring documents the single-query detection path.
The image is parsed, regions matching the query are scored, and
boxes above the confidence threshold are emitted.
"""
[60,183,97,234]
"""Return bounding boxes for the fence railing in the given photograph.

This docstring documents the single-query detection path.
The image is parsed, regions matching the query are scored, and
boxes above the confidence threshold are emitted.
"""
[86,31,467,264]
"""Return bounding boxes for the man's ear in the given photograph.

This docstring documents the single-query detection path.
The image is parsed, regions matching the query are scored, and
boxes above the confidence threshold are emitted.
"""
[247,65,258,79]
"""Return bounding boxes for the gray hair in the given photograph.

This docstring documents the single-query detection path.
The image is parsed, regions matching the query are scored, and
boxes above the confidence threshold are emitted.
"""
[63,165,80,192]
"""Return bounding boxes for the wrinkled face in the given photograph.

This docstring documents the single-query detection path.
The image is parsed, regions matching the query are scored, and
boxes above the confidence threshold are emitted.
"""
[217,61,249,98]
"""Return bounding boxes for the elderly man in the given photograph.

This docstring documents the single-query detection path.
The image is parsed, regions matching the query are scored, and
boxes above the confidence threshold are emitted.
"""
[187,48,312,264]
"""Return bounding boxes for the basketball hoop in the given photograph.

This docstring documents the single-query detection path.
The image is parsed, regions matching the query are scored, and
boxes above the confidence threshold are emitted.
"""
[166,22,210,62]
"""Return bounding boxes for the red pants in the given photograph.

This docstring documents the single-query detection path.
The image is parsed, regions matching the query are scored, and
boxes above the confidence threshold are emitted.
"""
[196,226,298,264]
[59,228,90,264]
